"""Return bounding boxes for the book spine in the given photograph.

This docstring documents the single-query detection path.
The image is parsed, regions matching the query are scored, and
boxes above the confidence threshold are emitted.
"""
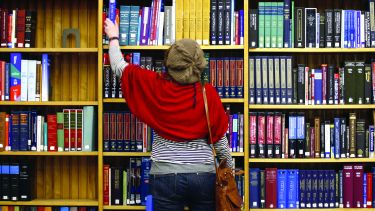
[229,59,236,98]
[261,57,268,104]
[274,57,281,104]
[249,10,258,48]
[250,168,260,208]
[349,113,357,157]
[266,113,274,158]
[283,0,290,48]
[268,58,275,104]
[217,0,224,44]
[334,9,342,47]
[370,125,375,158]
[258,113,266,158]
[277,169,287,208]
[325,10,333,47]
[365,64,372,104]
[255,57,262,104]
[249,57,255,104]
[210,0,217,45]
[353,165,364,207]
[356,119,366,158]
[297,64,305,104]
[259,2,265,48]
[236,59,244,98]
[47,114,57,151]
[265,168,277,208]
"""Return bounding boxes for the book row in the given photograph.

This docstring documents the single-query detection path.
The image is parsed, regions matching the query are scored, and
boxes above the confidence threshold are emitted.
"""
[250,165,375,209]
[0,162,32,201]
[0,207,97,211]
[0,107,96,152]
[249,112,374,159]
[249,0,375,48]
[0,53,50,102]
[103,53,244,99]
[0,9,36,48]
[249,56,375,105]
[104,0,244,46]
[103,107,244,152]
[103,157,244,206]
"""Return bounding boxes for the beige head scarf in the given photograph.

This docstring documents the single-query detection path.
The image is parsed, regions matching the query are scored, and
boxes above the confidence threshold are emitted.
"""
[165,39,207,84]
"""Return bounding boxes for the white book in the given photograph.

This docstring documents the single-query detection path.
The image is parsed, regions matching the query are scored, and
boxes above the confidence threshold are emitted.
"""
[230,0,235,45]
[27,60,37,101]
[41,54,49,101]
[37,115,43,151]
[83,106,94,152]
[11,10,16,48]
[157,12,164,45]
[20,60,28,101]
[325,123,331,158]
[171,0,176,44]
[361,13,365,47]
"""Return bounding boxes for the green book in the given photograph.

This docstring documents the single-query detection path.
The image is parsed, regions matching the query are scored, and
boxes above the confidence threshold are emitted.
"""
[129,6,140,45]
[264,2,272,48]
[83,106,95,151]
[123,170,128,205]
[291,1,295,47]
[119,6,131,46]
[271,2,278,47]
[57,112,64,151]
[258,2,265,48]
[277,2,284,48]
[43,122,48,151]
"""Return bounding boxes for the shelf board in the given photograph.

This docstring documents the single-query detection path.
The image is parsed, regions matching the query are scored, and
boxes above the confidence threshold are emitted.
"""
[249,209,375,211]
[0,101,98,106]
[103,152,151,157]
[232,152,245,157]
[104,98,244,103]
[103,206,145,210]
[249,48,375,53]
[103,45,244,50]
[0,48,98,53]
[249,104,375,110]
[249,158,375,163]
[0,151,98,156]
[0,199,98,206]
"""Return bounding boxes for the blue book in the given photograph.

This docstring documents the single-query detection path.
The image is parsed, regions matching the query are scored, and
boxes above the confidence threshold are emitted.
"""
[288,115,297,140]
[277,169,287,208]
[305,170,312,208]
[334,118,341,158]
[5,63,10,100]
[41,54,50,101]
[255,57,263,104]
[356,11,361,47]
[10,53,22,101]
[261,57,269,104]
[370,125,374,158]
[1,164,10,200]
[9,164,19,200]
[146,195,153,211]
[19,112,28,151]
[350,11,355,48]
[287,169,298,208]
[344,10,349,48]
[132,52,141,65]
[274,57,281,104]
[317,170,324,208]
[11,112,20,151]
[364,173,367,208]
[299,170,306,208]
[311,170,318,208]
[324,171,330,208]
[314,69,323,104]
[296,169,300,208]
[296,115,305,157]
[268,57,275,104]
[232,114,238,152]
[250,168,260,208]
[60,207,69,211]
[283,0,291,48]
[239,10,244,45]
[108,0,117,23]
[329,170,336,208]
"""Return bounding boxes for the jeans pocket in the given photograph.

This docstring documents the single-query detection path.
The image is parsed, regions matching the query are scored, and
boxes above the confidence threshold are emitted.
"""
[151,174,177,199]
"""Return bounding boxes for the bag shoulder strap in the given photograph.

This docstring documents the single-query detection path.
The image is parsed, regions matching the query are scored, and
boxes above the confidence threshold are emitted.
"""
[202,85,218,172]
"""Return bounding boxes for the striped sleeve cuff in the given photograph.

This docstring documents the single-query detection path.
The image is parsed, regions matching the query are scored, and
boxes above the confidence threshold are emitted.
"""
[214,135,234,169]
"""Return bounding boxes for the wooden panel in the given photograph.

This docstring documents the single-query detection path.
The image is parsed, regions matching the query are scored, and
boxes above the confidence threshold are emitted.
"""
[53,0,62,48]
[36,0,45,47]
[36,157,45,199]
[88,54,98,101]
[71,54,79,101]
[79,157,88,199]
[52,53,62,101]
[70,157,79,199]
[44,158,53,199]
[61,157,70,199]
[45,0,53,48]
[79,55,89,101]
[53,157,61,199]
[87,157,98,199]
[88,0,98,48]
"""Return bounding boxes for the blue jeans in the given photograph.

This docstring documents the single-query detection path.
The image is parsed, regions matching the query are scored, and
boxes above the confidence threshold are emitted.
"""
[150,172,216,211]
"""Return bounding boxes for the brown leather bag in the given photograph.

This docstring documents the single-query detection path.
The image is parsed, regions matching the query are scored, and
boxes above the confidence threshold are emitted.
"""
[202,86,243,211]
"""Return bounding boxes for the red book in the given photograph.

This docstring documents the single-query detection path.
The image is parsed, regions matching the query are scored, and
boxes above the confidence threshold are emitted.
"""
[130,113,136,151]
[136,117,143,151]
[103,164,110,205]
[117,112,124,151]
[104,113,110,151]
[223,59,230,98]
[63,109,70,151]
[249,112,257,158]
[7,14,12,46]
[16,9,25,48]
[266,113,274,158]
[235,12,239,45]
[353,165,364,208]
[236,59,244,98]
[78,207,87,211]
[37,207,44,211]
[76,109,83,151]
[367,173,373,207]
[47,114,57,151]
[265,168,277,208]
[257,113,266,158]
[217,59,224,97]
[310,127,315,158]
[343,165,354,208]
[70,109,77,151]
[273,113,282,158]
[229,59,236,98]
[209,59,217,87]
[109,112,117,151]
[124,113,130,151]
[0,9,8,47]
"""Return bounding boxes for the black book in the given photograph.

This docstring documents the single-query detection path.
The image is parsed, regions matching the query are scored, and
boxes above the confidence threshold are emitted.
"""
[9,163,19,201]
[333,9,341,48]
[320,123,325,158]
[325,9,334,48]
[344,61,356,104]
[110,166,123,205]
[305,8,317,48]
[1,163,10,200]
[224,0,231,45]
[356,119,366,158]
[319,14,325,48]
[365,64,372,104]
[111,68,117,98]
[327,65,335,104]
[292,67,298,104]
[24,11,36,48]
[217,0,225,45]
[340,118,347,158]
[19,163,33,201]
[297,64,305,104]
[355,61,365,104]
[210,0,218,45]
[249,9,258,48]
[294,7,305,48]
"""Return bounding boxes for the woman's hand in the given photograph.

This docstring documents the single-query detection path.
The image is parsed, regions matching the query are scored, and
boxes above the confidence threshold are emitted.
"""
[104,18,119,39]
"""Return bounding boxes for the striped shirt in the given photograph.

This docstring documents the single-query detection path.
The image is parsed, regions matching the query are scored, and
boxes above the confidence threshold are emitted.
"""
[108,45,233,173]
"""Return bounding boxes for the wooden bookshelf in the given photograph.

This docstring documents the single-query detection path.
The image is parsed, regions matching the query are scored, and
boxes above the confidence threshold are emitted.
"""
[249,209,375,211]
[249,158,375,163]
[0,48,98,53]
[0,152,99,156]
[103,152,151,157]
[0,199,98,206]
[103,206,145,210]
[103,45,244,50]
[249,48,375,53]
[103,98,244,103]
[0,101,98,106]
[248,104,375,110]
